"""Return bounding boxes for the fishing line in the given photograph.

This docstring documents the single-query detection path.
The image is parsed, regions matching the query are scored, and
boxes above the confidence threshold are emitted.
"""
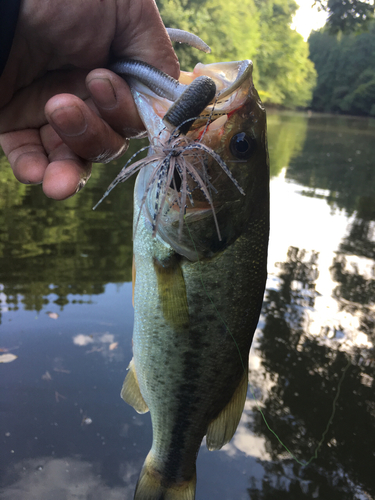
[184,218,351,467]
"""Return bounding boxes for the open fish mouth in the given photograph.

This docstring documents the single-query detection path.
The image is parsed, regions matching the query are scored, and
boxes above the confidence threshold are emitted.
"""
[179,60,254,118]
[94,31,257,255]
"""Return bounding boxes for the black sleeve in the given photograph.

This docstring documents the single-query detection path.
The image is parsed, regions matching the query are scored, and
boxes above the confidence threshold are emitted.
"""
[0,0,22,76]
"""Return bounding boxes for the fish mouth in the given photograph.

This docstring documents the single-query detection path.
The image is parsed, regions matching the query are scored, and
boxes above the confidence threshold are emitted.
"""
[179,60,253,97]
[178,60,254,125]
[96,58,256,259]
[162,60,254,135]
[131,60,255,254]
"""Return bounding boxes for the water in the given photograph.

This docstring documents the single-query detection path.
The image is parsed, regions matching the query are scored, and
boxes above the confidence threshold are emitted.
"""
[0,111,374,500]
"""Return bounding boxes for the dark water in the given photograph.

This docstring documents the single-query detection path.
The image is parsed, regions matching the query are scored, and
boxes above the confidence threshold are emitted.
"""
[0,111,374,500]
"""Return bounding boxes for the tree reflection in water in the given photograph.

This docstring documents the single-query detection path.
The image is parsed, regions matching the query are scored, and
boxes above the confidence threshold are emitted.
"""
[0,141,147,321]
[248,247,374,500]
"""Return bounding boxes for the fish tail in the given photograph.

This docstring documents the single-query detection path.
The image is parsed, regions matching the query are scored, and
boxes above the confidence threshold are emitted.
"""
[134,452,196,500]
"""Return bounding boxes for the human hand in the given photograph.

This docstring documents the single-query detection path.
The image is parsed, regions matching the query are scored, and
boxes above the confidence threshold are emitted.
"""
[0,0,179,199]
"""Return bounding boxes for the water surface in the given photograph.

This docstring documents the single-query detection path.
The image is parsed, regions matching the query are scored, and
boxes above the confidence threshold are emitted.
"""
[0,111,374,500]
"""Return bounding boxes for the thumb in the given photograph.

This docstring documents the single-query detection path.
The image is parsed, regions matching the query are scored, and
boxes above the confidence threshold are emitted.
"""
[113,0,180,79]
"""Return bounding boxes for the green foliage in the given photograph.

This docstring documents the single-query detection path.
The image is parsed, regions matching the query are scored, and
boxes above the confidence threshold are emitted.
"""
[340,79,375,115]
[314,0,375,34]
[156,0,206,69]
[254,0,317,107]
[157,0,261,68]
[200,0,261,63]
[309,22,375,115]
[157,0,316,108]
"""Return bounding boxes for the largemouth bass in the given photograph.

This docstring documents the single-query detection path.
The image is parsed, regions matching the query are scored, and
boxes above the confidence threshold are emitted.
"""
[101,57,269,499]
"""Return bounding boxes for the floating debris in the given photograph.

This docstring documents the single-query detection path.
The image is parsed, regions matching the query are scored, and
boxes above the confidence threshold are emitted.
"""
[47,312,59,320]
[0,353,18,363]
[55,392,67,403]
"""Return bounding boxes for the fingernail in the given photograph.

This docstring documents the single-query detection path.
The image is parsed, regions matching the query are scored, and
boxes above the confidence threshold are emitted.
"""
[75,178,87,194]
[87,77,117,110]
[51,106,87,136]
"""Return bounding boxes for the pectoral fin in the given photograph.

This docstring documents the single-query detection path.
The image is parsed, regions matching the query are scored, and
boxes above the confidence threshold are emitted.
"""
[121,358,149,414]
[206,368,248,450]
[153,255,189,330]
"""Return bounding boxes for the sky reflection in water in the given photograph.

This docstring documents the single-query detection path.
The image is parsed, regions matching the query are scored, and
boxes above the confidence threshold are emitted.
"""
[0,112,374,500]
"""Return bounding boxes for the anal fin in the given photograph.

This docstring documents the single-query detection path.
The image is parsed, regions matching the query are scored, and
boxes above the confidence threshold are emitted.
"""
[206,367,248,451]
[121,358,149,414]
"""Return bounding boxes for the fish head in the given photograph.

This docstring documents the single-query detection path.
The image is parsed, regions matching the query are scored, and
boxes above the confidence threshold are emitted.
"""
[133,60,269,260]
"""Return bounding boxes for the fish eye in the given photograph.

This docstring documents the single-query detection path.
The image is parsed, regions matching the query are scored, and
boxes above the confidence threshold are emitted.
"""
[230,132,255,159]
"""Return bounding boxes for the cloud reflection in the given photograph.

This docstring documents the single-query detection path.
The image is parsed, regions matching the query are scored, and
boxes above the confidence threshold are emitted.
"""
[224,402,270,461]
[0,457,139,500]
[72,332,124,362]
[73,334,95,346]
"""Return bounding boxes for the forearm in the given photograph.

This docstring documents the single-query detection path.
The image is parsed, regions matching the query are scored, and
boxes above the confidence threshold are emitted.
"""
[0,0,21,76]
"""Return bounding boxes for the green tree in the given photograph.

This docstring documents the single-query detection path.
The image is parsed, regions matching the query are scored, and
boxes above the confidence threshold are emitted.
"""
[199,0,261,63]
[157,0,316,108]
[254,0,317,107]
[309,21,375,115]
[157,0,261,68]
[314,0,375,33]
[156,0,208,69]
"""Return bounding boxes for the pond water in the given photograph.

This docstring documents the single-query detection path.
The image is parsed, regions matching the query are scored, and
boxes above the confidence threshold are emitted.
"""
[0,111,374,500]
